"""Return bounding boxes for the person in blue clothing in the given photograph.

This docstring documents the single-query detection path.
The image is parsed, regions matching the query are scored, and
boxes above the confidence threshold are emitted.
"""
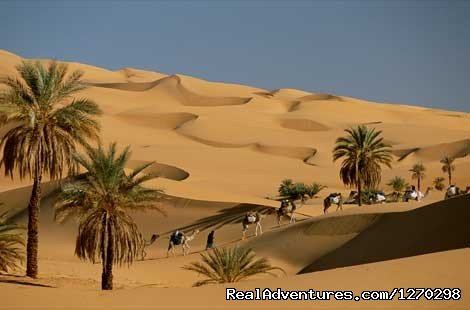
[206,230,215,250]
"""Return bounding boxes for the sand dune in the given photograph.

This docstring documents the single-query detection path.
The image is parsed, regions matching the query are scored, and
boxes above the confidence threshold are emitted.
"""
[301,194,470,273]
[126,160,190,181]
[241,194,470,275]
[175,132,317,163]
[393,139,470,162]
[91,75,252,107]
[251,143,317,163]
[298,93,343,101]
[279,117,330,131]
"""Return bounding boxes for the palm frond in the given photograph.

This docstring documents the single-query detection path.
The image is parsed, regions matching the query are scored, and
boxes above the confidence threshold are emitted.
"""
[0,212,25,272]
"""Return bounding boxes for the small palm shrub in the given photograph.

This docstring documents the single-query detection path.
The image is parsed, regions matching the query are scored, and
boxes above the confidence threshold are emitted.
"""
[278,179,326,202]
[387,176,408,201]
[0,212,25,273]
[433,177,446,191]
[183,246,285,286]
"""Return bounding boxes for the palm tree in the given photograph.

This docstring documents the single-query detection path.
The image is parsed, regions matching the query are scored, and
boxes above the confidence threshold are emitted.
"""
[433,177,446,191]
[440,156,455,186]
[54,143,163,290]
[386,176,408,200]
[410,163,426,191]
[183,246,285,286]
[0,61,102,278]
[333,125,392,206]
[0,212,25,273]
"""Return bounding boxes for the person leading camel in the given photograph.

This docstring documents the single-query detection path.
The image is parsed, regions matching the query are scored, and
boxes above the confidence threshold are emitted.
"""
[206,230,215,250]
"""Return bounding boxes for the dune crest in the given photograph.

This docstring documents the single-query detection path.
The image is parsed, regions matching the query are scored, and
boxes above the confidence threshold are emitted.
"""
[279,118,330,131]
[126,160,190,181]
[116,111,198,130]
[393,138,470,162]
[90,75,252,107]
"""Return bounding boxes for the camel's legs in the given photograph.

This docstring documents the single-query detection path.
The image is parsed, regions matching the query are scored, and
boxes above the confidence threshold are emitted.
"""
[167,243,173,257]
[290,213,295,224]
[242,224,247,240]
[256,222,262,235]
[141,249,147,261]
[183,243,190,256]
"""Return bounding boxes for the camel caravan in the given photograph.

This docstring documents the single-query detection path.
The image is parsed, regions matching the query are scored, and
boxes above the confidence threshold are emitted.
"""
[139,129,468,259]
[142,178,468,259]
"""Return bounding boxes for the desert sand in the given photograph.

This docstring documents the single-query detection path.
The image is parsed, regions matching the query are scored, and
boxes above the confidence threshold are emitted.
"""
[0,48,469,309]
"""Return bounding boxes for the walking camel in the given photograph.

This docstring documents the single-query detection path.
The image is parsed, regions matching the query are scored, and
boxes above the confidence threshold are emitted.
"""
[242,211,263,240]
[276,199,297,225]
[403,186,432,202]
[141,234,159,260]
[167,229,200,257]
[323,193,343,214]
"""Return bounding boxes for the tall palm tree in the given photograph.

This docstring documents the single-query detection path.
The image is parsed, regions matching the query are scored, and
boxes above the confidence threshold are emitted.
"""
[440,156,455,186]
[333,125,392,206]
[183,246,285,286]
[0,61,102,278]
[410,163,426,191]
[54,143,163,290]
[0,211,25,273]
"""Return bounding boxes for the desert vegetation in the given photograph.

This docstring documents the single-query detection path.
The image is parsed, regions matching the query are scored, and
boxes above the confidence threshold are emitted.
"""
[183,246,285,286]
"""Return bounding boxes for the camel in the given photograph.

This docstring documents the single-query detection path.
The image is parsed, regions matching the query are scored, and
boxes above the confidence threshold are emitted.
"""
[242,211,263,240]
[403,187,432,202]
[276,199,297,225]
[141,234,159,260]
[445,185,470,199]
[368,192,387,204]
[323,193,343,214]
[167,229,200,257]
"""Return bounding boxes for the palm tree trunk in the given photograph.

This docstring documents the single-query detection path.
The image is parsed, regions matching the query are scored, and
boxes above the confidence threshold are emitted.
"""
[101,213,109,290]
[26,174,42,278]
[102,217,114,290]
[448,171,452,186]
[417,177,421,191]
[357,181,362,206]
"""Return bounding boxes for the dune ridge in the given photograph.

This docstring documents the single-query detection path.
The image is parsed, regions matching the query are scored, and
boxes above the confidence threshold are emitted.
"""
[90,75,252,107]
[116,111,198,130]
[279,117,330,131]
[393,138,470,162]
[176,131,318,163]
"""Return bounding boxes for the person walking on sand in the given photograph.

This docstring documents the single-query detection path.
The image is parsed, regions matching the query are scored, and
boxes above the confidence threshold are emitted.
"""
[206,230,215,250]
